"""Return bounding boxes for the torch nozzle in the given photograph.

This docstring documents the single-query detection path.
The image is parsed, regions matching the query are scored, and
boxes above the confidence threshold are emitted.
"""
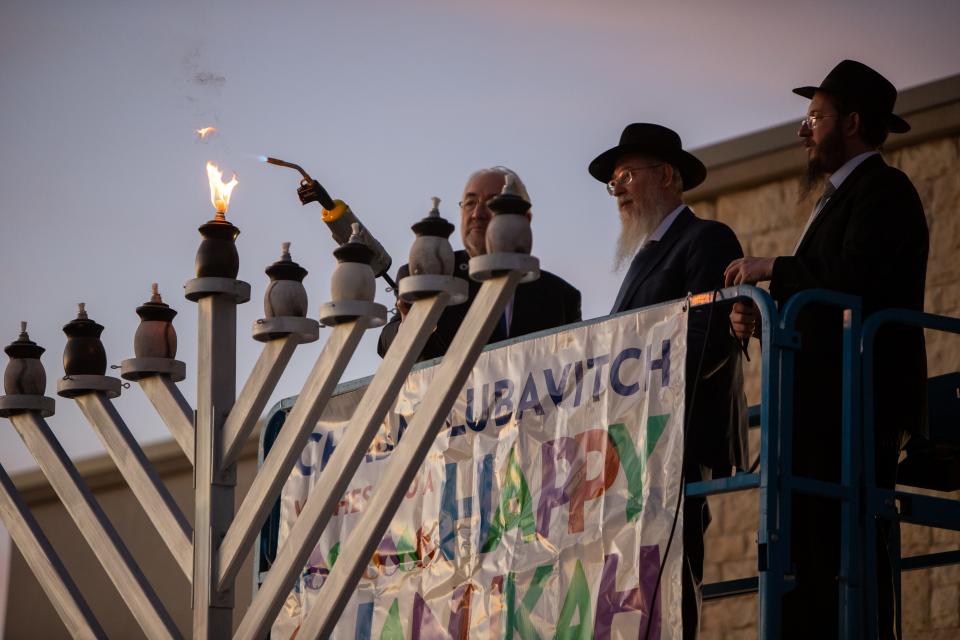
[264,156,336,210]
[265,157,311,180]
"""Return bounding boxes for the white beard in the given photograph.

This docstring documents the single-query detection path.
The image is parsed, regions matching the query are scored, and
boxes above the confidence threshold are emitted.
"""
[614,191,670,271]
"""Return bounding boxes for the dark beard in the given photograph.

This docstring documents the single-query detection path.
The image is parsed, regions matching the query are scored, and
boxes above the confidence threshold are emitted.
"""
[799,126,846,201]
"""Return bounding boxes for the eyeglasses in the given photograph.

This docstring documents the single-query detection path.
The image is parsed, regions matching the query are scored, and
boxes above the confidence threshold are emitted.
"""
[606,164,663,195]
[459,195,496,211]
[799,113,836,131]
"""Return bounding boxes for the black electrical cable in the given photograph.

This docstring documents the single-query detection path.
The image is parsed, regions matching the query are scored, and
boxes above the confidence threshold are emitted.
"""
[643,288,720,640]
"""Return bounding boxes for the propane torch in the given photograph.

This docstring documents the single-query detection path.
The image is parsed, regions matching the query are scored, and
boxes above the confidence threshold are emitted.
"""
[265,157,398,292]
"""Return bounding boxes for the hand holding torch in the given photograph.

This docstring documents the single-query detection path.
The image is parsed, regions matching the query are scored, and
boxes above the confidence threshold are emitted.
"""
[265,157,396,290]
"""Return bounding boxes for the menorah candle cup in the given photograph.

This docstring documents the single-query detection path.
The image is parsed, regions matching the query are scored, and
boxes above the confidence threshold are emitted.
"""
[133,284,178,359]
[409,197,455,277]
[484,174,533,255]
[3,322,46,395]
[196,161,241,278]
[195,218,241,278]
[330,224,376,303]
[62,303,107,376]
[264,242,308,318]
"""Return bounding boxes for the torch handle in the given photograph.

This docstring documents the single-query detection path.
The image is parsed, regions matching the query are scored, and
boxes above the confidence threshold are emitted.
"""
[323,202,393,280]
[296,178,336,211]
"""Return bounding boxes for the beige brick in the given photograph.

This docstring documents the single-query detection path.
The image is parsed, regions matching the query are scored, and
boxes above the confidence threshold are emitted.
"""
[709,533,747,563]
[926,282,960,316]
[742,227,804,260]
[691,199,718,221]
[901,523,932,554]
[931,564,960,588]
[929,175,960,251]
[703,561,722,583]
[902,570,932,631]
[910,629,960,640]
[930,584,959,629]
[701,594,756,632]
[720,560,755,582]
[715,178,808,237]
[889,136,960,183]
[721,492,759,535]
[931,527,960,550]
[925,328,960,378]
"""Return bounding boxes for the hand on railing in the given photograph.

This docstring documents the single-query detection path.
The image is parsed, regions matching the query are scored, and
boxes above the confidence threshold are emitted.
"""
[730,300,761,341]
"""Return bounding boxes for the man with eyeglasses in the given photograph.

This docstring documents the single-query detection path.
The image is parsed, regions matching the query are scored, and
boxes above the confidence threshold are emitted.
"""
[377,166,581,360]
[589,123,748,640]
[724,60,928,639]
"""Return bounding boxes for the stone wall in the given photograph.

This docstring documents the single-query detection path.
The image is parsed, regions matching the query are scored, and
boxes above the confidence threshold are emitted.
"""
[692,134,960,639]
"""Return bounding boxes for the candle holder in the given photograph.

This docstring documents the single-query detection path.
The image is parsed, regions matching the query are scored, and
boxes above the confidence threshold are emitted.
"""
[4,322,46,395]
[470,174,540,282]
[0,323,55,418]
[253,243,319,344]
[318,223,388,326]
[400,197,468,304]
[195,216,241,279]
[58,304,121,399]
[121,285,187,382]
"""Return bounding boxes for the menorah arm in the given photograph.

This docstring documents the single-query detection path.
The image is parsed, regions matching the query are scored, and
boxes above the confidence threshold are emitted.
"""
[233,291,453,640]
[220,335,299,470]
[0,462,107,639]
[301,271,524,639]
[74,392,193,580]
[138,376,195,465]
[9,412,181,640]
[216,319,368,592]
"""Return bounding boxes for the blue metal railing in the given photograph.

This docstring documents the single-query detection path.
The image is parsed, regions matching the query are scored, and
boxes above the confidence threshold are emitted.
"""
[692,290,960,640]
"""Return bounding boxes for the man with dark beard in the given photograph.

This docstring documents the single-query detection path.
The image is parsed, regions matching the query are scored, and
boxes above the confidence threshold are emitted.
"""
[590,123,747,640]
[724,60,928,639]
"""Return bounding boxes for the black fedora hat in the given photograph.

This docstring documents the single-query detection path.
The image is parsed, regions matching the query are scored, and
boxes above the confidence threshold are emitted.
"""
[793,59,910,133]
[588,123,706,190]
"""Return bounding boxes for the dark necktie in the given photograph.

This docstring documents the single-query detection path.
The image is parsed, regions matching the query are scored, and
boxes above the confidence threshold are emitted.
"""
[611,241,658,313]
[794,182,836,254]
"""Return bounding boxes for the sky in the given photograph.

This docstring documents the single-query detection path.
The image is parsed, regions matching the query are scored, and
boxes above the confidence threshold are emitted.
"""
[1,0,959,618]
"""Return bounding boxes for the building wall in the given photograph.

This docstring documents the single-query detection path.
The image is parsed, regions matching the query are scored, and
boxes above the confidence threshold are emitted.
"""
[693,131,960,640]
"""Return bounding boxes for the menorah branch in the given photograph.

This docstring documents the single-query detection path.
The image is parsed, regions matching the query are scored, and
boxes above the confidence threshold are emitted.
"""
[234,289,456,640]
[137,376,195,465]
[220,335,301,470]
[74,391,193,580]
[216,319,368,592]
[9,412,181,640]
[0,462,107,640]
[301,268,527,639]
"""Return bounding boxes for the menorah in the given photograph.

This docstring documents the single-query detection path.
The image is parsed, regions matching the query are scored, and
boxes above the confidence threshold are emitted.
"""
[0,167,540,639]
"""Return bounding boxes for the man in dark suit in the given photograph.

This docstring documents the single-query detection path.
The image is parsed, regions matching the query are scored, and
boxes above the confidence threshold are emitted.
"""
[589,123,748,640]
[377,166,581,360]
[725,60,928,639]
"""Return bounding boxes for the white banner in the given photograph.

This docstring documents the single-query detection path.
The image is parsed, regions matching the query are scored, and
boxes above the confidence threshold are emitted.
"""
[271,302,688,639]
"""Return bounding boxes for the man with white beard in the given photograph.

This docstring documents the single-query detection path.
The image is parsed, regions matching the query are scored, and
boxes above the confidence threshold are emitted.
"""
[589,123,748,640]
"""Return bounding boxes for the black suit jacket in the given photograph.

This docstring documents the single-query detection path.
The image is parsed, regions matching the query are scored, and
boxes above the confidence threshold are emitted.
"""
[377,250,582,361]
[771,154,928,454]
[614,207,748,478]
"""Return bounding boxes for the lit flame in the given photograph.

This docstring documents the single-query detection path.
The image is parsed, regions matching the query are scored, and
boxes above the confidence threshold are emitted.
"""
[206,161,238,216]
[195,126,217,139]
